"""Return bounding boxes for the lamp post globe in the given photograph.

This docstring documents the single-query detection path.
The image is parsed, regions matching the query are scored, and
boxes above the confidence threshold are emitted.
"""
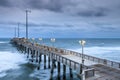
[39,38,43,44]
[79,40,86,46]
[51,38,55,42]
[39,38,42,41]
[51,38,55,47]
[32,38,35,44]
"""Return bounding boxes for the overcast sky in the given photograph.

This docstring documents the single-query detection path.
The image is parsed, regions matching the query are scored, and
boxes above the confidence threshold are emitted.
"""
[0,0,120,38]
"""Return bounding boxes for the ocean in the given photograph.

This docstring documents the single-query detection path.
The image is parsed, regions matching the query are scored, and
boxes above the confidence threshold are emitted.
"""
[0,38,120,80]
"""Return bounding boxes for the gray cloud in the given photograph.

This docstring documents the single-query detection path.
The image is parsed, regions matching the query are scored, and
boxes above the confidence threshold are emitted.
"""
[28,0,64,12]
[0,21,74,29]
[76,7,107,17]
[0,0,11,7]
[1,0,119,17]
[1,0,120,38]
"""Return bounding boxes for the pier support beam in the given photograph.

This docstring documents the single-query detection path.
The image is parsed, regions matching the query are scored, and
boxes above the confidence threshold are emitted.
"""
[79,64,83,80]
[57,62,61,80]
[39,54,42,62]
[23,46,25,53]
[24,47,26,54]
[48,55,51,68]
[69,68,73,79]
[27,48,29,58]
[54,61,56,68]
[63,64,66,80]
[21,45,24,53]
[39,50,42,62]
[37,53,42,70]
[50,59,55,80]
[36,51,38,62]
[44,55,46,69]
[25,47,27,54]
[31,50,35,62]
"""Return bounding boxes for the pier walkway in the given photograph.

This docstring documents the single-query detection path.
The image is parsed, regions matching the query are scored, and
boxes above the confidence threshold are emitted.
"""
[11,38,120,80]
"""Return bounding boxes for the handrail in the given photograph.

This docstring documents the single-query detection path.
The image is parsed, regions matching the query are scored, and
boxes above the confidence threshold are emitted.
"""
[11,38,120,69]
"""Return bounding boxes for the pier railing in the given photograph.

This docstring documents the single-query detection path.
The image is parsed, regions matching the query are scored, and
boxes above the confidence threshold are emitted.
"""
[39,43,120,69]
[11,38,120,69]
[64,50,120,69]
[11,38,90,70]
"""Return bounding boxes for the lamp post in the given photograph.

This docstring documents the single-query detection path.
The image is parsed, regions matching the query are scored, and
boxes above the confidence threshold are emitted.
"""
[50,38,56,80]
[51,38,55,47]
[79,40,86,75]
[25,10,31,39]
[14,27,16,38]
[79,40,86,65]
[18,23,20,38]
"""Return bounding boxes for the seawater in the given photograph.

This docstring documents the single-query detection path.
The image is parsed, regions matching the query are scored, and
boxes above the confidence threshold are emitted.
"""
[39,38,120,62]
[0,38,120,80]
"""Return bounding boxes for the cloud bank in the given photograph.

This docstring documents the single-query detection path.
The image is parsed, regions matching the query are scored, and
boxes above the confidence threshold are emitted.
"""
[0,0,120,38]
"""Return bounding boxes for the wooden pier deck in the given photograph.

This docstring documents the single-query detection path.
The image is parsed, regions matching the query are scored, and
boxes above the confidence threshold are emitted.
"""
[11,38,120,80]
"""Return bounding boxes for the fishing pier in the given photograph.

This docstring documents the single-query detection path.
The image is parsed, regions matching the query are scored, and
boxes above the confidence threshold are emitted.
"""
[11,38,120,80]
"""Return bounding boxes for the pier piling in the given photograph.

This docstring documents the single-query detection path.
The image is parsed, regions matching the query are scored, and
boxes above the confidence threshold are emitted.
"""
[50,59,55,80]
[31,50,34,62]
[48,55,51,68]
[37,53,41,70]
[69,68,73,79]
[57,62,61,80]
[36,51,38,62]
[44,55,46,69]
[63,64,66,80]
[27,48,29,58]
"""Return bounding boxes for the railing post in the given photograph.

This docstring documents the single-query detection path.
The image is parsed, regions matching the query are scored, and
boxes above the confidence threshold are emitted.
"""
[59,56,60,61]
[66,59,67,64]
[111,62,113,67]
[74,62,76,70]
[62,57,63,63]
[93,57,94,61]
[88,56,89,60]
[70,60,71,68]
[104,59,107,65]
[98,58,100,63]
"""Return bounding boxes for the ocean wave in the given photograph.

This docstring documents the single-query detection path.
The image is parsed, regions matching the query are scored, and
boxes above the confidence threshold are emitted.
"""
[30,69,50,80]
[0,41,8,44]
[0,72,6,77]
[0,51,27,75]
[69,46,120,53]
[69,46,120,61]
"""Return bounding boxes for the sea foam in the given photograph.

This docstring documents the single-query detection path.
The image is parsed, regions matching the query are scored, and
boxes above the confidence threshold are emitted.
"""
[69,46,120,62]
[0,41,8,44]
[0,51,27,77]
